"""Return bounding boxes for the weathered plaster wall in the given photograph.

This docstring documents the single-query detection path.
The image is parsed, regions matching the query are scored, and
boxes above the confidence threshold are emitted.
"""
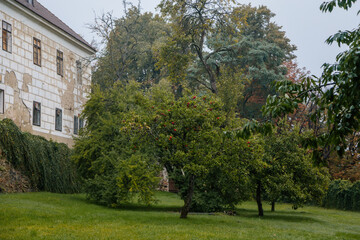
[4,71,31,132]
[0,2,93,146]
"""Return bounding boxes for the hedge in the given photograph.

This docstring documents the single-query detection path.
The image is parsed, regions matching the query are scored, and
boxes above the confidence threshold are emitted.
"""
[322,180,360,211]
[0,118,79,193]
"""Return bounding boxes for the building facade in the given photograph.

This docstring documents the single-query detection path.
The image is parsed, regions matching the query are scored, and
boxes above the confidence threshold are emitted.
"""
[0,0,96,146]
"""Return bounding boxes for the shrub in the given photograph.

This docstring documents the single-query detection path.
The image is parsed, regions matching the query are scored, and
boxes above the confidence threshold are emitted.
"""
[73,82,161,207]
[0,118,79,193]
[84,154,161,207]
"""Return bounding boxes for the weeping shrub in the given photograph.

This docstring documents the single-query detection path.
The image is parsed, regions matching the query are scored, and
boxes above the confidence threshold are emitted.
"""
[0,118,79,193]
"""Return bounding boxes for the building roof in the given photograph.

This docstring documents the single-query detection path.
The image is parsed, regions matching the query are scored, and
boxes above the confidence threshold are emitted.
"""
[13,0,96,53]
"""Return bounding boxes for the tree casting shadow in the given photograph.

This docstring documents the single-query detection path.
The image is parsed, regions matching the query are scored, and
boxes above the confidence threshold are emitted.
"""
[235,208,322,223]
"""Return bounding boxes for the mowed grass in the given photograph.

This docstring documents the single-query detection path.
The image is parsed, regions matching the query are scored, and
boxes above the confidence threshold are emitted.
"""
[1,192,360,240]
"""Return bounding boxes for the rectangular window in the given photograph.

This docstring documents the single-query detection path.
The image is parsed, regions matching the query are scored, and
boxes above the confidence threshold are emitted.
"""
[56,50,63,76]
[0,89,4,114]
[79,118,84,130]
[2,21,12,53]
[76,60,82,85]
[74,115,79,135]
[33,38,41,66]
[55,108,62,131]
[33,101,41,126]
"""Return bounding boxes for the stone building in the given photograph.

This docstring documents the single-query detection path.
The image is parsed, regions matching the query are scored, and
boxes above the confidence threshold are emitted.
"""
[0,0,96,146]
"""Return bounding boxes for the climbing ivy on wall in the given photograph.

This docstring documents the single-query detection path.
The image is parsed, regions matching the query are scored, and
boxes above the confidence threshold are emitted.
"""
[0,119,79,193]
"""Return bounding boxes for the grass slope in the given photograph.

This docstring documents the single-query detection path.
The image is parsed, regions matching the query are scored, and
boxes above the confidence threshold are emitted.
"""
[1,192,360,240]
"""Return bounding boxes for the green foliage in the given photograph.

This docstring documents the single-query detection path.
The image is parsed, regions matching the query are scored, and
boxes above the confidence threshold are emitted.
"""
[235,119,273,139]
[76,78,266,216]
[320,0,357,12]
[147,86,263,215]
[217,66,247,121]
[78,79,329,217]
[232,4,296,119]
[0,119,79,193]
[148,90,225,179]
[149,89,227,214]
[323,180,360,211]
[116,154,161,204]
[72,82,161,206]
[263,1,360,156]
[158,2,295,119]
[260,126,330,209]
[158,0,242,94]
[91,6,170,89]
[156,35,192,86]
[84,154,160,206]
[187,135,264,212]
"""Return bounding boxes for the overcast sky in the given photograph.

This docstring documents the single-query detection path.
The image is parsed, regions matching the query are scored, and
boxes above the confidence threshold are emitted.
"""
[38,0,359,76]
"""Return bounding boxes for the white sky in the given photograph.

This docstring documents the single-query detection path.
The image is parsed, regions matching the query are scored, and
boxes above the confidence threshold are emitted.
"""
[38,0,360,76]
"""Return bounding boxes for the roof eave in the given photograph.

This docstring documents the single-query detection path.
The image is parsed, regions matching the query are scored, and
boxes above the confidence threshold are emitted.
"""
[6,0,96,55]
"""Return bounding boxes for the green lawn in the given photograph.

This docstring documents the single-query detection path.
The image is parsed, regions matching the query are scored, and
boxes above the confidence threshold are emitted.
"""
[1,192,360,240]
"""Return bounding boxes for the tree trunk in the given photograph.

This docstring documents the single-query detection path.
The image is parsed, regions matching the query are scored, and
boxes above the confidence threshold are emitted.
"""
[210,77,218,94]
[180,175,195,218]
[271,201,275,212]
[174,83,183,99]
[256,181,264,217]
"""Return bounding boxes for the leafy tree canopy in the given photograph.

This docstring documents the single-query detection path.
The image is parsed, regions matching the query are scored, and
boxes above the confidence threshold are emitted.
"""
[91,5,170,89]
[73,82,161,206]
[147,83,264,217]
[157,1,296,118]
[263,0,360,157]
[257,124,330,216]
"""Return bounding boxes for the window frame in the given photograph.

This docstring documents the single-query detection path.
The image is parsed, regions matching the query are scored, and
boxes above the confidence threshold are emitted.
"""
[56,50,64,76]
[33,37,41,66]
[55,108,62,131]
[33,101,41,126]
[2,21,12,53]
[79,118,84,130]
[74,115,79,135]
[0,89,4,114]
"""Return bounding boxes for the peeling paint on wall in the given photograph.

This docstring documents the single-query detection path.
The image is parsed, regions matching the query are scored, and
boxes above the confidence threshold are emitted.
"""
[4,71,32,132]
[22,74,32,92]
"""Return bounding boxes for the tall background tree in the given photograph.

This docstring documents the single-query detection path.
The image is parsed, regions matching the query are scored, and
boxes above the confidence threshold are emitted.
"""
[90,4,170,89]
[158,1,296,119]
[233,5,296,119]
